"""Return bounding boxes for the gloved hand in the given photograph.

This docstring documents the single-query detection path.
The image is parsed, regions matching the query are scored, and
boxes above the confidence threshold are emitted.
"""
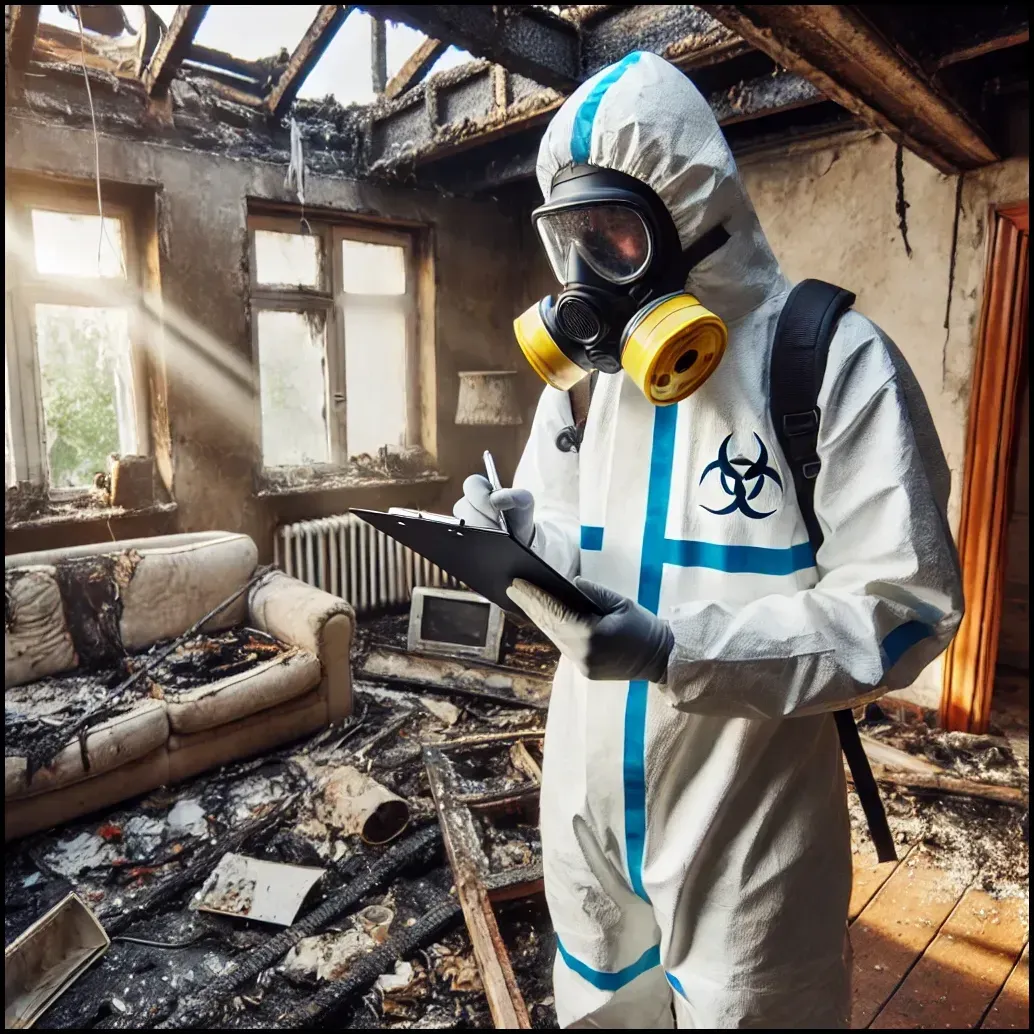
[506,576,674,684]
[452,474,536,547]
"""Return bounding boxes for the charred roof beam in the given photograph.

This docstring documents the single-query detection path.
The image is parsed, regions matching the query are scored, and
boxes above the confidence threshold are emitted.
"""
[142,4,210,97]
[361,4,581,92]
[268,4,353,119]
[698,5,997,173]
[581,4,749,77]
[384,36,448,100]
[6,5,41,77]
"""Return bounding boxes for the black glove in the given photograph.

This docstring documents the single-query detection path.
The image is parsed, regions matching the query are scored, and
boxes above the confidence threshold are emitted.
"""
[506,576,674,683]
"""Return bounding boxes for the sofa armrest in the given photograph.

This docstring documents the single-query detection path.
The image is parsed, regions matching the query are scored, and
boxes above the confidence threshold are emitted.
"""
[248,571,355,723]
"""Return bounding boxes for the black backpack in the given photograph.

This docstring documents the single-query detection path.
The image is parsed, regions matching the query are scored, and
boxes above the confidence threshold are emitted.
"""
[561,280,897,862]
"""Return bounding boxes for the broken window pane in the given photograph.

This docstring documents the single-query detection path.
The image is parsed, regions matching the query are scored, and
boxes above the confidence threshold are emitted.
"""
[341,241,406,296]
[254,230,321,288]
[35,305,136,489]
[258,310,330,467]
[345,302,407,458]
[32,210,125,279]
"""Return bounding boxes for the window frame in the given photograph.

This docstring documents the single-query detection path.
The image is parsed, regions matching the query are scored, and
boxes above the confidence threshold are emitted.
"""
[247,212,420,472]
[5,184,150,495]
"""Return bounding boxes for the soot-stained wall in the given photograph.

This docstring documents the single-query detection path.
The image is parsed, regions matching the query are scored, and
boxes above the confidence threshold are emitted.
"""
[5,99,546,558]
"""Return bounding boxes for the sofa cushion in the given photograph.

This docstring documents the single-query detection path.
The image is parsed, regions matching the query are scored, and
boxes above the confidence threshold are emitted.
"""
[163,647,321,735]
[5,566,78,688]
[5,694,169,799]
[119,534,258,652]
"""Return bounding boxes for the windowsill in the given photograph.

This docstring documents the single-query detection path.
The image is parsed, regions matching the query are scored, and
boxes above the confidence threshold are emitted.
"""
[255,468,448,500]
[5,499,177,532]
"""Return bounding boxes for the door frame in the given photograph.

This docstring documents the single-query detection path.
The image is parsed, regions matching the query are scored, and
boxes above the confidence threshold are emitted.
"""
[940,201,1029,733]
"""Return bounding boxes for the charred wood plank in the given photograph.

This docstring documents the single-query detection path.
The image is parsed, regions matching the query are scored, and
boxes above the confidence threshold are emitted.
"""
[581,4,746,77]
[363,4,580,91]
[698,5,997,172]
[385,36,447,100]
[932,24,1029,71]
[279,894,463,1027]
[158,824,444,1030]
[371,12,387,93]
[709,69,824,125]
[267,4,352,119]
[185,42,272,83]
[425,745,532,1029]
[142,4,210,97]
[856,764,1030,808]
[6,5,41,75]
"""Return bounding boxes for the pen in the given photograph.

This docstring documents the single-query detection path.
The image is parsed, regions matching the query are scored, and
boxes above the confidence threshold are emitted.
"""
[482,451,510,535]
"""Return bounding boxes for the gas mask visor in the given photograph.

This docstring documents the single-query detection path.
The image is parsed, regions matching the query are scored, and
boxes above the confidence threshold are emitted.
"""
[515,165,729,406]
[536,203,653,285]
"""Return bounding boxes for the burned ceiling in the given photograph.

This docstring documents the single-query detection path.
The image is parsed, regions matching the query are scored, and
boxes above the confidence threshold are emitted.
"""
[4,5,1029,196]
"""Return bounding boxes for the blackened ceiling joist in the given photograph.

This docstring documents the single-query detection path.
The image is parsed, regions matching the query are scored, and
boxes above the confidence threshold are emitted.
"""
[362,4,581,92]
[385,36,448,100]
[268,5,353,119]
[5,5,41,76]
[143,4,210,97]
[698,4,999,173]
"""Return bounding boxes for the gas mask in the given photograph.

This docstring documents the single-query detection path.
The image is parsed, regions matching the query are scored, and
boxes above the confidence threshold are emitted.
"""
[515,164,729,405]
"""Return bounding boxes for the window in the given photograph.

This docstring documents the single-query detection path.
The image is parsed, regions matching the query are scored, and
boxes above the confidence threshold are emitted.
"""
[248,214,418,471]
[5,188,148,493]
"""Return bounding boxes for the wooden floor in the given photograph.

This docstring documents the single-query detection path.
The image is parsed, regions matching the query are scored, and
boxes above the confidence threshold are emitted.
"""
[850,844,1029,1029]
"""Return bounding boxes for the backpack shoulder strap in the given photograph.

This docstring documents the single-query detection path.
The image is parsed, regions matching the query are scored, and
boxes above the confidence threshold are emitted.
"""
[770,279,898,865]
[770,279,855,551]
[557,371,599,453]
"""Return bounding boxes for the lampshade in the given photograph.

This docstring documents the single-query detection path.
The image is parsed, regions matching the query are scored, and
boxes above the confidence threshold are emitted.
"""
[454,371,523,426]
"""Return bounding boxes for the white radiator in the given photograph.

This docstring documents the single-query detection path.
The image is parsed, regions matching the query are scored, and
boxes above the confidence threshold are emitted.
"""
[274,512,459,615]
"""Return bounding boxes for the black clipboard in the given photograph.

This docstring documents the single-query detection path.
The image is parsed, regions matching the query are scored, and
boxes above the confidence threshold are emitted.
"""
[351,509,604,618]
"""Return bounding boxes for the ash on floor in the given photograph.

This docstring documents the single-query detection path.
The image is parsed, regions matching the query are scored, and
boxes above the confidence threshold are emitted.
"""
[5,636,548,1031]
[853,707,1029,902]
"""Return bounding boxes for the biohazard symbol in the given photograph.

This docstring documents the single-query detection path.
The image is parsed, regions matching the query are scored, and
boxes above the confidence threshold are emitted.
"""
[699,432,783,519]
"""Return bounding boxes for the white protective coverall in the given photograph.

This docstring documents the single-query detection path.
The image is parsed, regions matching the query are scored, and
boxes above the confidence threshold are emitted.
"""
[513,52,964,1029]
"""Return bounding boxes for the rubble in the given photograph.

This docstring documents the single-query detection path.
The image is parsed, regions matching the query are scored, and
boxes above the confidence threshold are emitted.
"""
[853,707,1029,900]
[4,608,1026,1030]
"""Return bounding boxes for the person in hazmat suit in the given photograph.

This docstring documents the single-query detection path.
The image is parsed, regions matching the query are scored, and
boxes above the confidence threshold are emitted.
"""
[453,52,964,1029]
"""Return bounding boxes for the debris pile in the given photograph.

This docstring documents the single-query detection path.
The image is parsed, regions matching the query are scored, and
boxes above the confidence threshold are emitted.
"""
[6,609,1027,1029]
[4,610,558,1030]
[853,705,1029,900]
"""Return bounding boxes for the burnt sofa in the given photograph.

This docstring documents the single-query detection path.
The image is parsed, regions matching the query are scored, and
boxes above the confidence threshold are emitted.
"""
[4,532,354,840]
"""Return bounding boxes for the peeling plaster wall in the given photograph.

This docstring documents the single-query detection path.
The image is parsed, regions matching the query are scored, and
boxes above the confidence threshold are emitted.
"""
[742,132,1028,708]
[4,114,544,559]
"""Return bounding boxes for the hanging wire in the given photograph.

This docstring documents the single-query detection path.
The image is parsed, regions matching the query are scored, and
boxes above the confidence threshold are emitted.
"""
[74,7,127,280]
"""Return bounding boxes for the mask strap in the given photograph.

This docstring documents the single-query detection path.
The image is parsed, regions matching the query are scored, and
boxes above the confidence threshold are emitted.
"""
[682,223,731,273]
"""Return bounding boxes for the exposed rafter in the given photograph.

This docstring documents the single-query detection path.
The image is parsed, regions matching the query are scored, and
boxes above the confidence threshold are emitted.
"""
[6,5,41,77]
[580,5,746,77]
[370,13,387,93]
[142,4,210,97]
[362,4,581,92]
[384,36,447,100]
[932,22,1029,71]
[267,4,352,119]
[698,5,997,173]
